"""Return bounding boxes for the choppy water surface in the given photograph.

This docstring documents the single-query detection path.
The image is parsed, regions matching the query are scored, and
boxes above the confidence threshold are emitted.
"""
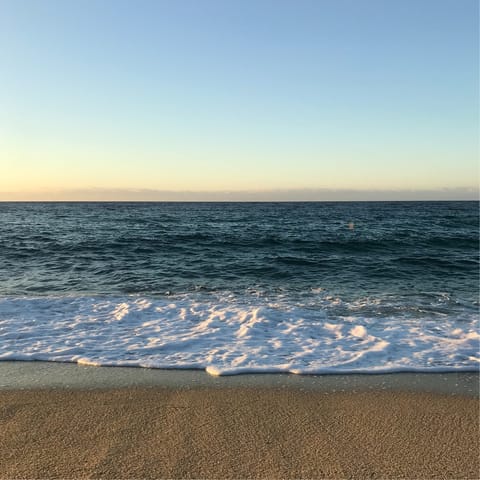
[0,202,478,375]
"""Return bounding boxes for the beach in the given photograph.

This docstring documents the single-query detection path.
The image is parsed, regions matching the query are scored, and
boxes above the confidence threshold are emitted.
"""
[2,0,479,473]
[0,364,478,479]
[1,202,479,478]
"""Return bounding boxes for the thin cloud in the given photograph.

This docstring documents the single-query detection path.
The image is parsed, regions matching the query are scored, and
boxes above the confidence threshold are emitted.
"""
[0,187,478,201]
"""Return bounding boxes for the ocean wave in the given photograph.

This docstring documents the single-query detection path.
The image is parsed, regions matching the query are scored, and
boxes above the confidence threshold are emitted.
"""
[0,294,478,376]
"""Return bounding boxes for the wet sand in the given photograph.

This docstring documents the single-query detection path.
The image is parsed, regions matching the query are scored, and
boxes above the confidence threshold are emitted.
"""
[1,386,478,479]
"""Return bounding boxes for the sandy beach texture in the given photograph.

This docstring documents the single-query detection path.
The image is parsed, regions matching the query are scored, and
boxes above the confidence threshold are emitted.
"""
[0,387,478,479]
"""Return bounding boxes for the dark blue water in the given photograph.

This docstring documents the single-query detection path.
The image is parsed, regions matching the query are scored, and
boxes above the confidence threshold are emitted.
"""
[0,201,478,302]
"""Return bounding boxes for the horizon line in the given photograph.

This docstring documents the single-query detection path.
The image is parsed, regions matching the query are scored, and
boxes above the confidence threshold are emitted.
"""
[1,200,478,204]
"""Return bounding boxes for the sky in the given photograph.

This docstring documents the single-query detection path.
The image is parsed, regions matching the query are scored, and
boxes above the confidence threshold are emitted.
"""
[0,0,478,201]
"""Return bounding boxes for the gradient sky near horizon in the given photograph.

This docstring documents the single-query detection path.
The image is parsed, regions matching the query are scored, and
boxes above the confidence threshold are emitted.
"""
[1,0,478,200]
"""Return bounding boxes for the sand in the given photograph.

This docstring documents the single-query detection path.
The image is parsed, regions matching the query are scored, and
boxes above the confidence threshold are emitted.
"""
[0,386,478,479]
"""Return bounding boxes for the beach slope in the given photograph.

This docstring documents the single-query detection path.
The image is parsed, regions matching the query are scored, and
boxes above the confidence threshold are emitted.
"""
[0,387,478,479]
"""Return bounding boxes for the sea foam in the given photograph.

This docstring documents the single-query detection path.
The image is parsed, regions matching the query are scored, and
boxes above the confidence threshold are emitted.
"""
[0,295,478,375]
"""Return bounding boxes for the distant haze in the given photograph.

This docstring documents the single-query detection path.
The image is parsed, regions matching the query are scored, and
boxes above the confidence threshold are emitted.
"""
[0,187,477,202]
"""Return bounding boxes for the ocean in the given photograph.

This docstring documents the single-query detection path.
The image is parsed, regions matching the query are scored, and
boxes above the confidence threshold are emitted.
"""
[0,201,478,375]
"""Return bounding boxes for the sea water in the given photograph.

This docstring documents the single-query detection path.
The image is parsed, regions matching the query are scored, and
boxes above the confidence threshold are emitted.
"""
[0,201,478,375]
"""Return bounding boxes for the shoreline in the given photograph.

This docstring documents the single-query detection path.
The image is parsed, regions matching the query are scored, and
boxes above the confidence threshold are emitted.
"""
[0,360,478,395]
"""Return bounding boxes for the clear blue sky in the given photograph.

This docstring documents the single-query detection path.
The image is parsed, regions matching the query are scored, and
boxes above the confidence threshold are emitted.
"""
[1,0,478,200]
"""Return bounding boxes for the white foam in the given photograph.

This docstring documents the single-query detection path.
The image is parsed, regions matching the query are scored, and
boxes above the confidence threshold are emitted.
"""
[350,325,367,338]
[0,295,478,376]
